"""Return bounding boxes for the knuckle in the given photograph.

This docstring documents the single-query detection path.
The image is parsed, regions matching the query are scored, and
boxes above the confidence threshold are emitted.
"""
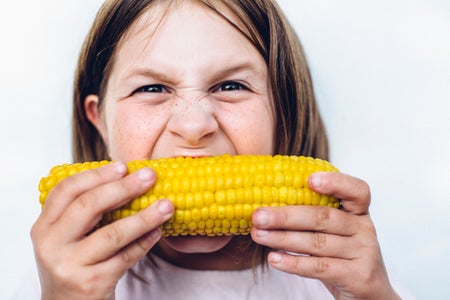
[290,256,303,271]
[76,193,95,211]
[77,186,112,213]
[30,222,40,241]
[78,283,97,297]
[353,219,380,253]
[30,234,55,266]
[34,243,53,266]
[82,273,110,297]
[48,177,70,198]
[311,232,327,249]
[53,261,76,285]
[359,180,371,205]
[359,218,378,239]
[280,254,302,272]
[314,206,331,230]
[116,178,130,196]
[135,239,151,256]
[119,237,157,267]
[357,264,378,289]
[315,257,330,274]
[119,248,134,265]
[102,224,125,246]
[276,207,290,227]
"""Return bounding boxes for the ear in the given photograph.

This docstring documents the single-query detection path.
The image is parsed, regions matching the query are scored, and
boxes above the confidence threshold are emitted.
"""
[84,94,108,144]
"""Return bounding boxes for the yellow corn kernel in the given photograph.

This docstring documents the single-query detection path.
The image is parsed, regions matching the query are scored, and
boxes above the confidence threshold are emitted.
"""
[38,154,340,236]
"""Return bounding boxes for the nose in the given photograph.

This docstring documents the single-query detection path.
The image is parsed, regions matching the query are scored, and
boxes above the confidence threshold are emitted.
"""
[167,94,218,146]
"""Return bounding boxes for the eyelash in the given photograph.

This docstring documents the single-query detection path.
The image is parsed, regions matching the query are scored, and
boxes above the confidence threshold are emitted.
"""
[132,81,249,95]
[133,84,168,94]
[213,81,249,92]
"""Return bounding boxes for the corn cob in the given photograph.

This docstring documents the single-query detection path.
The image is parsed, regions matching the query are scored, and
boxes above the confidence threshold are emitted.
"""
[39,154,340,236]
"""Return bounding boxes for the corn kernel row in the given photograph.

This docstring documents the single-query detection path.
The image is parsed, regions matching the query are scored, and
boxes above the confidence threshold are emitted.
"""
[38,154,340,236]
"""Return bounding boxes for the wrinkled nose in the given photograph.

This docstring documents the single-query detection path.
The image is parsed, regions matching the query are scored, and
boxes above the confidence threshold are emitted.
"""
[167,94,218,146]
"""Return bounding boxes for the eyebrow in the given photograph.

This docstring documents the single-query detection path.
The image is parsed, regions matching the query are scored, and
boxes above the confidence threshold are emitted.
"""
[209,63,262,83]
[123,68,178,85]
[122,61,264,85]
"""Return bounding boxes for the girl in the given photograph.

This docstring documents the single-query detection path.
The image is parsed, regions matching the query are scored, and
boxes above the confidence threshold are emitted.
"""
[30,0,401,299]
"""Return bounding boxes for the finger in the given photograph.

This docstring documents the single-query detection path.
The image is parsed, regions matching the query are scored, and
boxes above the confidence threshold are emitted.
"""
[252,230,358,259]
[95,228,162,280]
[266,251,350,282]
[79,199,174,264]
[40,161,128,224]
[308,172,371,215]
[252,205,360,236]
[53,167,156,241]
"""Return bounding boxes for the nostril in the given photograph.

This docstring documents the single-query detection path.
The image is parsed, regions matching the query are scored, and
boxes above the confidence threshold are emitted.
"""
[167,100,218,145]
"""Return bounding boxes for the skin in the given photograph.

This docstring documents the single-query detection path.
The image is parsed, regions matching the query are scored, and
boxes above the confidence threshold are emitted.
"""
[31,1,400,299]
[88,0,275,265]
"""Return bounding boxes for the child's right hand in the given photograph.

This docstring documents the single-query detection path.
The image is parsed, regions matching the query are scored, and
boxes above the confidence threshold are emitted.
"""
[31,161,174,300]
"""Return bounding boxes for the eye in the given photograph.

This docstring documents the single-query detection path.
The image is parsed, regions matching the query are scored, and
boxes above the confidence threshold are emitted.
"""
[133,84,168,94]
[214,81,248,92]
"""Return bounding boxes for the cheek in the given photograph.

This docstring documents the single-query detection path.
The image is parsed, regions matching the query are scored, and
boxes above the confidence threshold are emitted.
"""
[222,104,275,155]
[106,106,168,161]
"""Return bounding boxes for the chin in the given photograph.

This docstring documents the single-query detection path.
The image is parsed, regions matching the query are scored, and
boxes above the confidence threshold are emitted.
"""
[161,235,233,253]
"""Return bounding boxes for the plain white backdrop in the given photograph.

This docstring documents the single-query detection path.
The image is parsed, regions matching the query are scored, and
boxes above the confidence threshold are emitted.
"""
[1,0,449,299]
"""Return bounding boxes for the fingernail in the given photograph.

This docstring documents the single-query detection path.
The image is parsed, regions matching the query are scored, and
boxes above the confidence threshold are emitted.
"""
[309,173,322,188]
[112,161,127,174]
[253,210,269,227]
[158,199,174,216]
[269,252,282,263]
[137,168,153,182]
[255,229,270,237]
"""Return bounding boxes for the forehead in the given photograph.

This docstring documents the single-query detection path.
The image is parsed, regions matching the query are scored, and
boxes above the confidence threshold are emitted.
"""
[116,0,255,57]
[105,0,268,84]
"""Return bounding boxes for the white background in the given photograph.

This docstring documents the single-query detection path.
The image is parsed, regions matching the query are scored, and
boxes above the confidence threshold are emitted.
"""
[1,0,449,299]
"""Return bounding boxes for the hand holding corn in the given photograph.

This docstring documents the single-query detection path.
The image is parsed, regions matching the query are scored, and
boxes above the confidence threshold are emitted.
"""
[31,157,174,299]
[39,154,340,236]
[34,154,400,299]
[250,171,401,300]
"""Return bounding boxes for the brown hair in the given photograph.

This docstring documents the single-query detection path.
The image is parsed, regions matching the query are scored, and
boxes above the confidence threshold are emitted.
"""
[72,0,329,268]
[73,0,328,162]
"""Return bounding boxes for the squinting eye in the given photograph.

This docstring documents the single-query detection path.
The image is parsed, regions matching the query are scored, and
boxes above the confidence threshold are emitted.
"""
[216,81,248,92]
[134,84,167,93]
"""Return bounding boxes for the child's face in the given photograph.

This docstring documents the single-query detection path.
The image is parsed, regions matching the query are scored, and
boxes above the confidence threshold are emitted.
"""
[86,2,274,256]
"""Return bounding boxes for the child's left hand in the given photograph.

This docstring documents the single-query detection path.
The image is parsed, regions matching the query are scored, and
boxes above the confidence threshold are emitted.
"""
[251,172,400,300]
